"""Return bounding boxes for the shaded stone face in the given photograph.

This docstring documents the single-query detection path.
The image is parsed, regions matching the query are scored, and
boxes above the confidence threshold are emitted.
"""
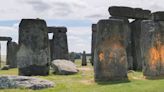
[82,51,87,66]
[17,19,50,76]
[141,20,164,77]
[152,12,164,21]
[94,19,128,81]
[91,24,97,66]
[48,27,69,60]
[49,39,53,61]
[130,20,143,70]
[108,6,151,19]
[6,41,18,68]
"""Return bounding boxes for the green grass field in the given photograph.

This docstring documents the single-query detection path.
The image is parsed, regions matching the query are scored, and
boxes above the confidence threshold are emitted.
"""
[0,60,164,92]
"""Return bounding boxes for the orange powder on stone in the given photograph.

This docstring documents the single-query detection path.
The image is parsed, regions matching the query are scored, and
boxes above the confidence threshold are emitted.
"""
[99,52,104,62]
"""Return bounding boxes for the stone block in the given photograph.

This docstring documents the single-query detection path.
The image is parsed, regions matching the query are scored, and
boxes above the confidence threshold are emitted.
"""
[94,18,128,81]
[108,6,151,19]
[141,20,164,77]
[17,19,50,76]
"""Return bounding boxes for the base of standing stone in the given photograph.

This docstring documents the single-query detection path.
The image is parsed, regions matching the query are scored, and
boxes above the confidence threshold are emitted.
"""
[19,65,49,76]
[95,75,128,82]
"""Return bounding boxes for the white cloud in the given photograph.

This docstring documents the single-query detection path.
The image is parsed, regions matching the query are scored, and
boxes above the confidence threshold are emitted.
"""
[67,27,91,53]
[110,0,164,12]
[0,25,18,55]
[0,0,109,20]
[0,0,164,21]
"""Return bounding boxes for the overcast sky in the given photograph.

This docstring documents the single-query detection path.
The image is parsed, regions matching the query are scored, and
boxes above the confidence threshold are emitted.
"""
[0,0,164,55]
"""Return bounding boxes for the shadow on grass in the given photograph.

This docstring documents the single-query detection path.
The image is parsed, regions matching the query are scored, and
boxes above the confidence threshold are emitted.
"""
[145,76,164,80]
[96,78,130,85]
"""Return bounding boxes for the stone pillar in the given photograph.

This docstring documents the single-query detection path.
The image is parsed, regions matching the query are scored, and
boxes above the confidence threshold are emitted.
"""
[17,19,50,76]
[141,19,164,77]
[0,43,2,68]
[48,27,69,60]
[130,20,143,70]
[49,39,53,61]
[91,24,97,66]
[94,18,128,81]
[82,51,87,66]
[6,41,18,68]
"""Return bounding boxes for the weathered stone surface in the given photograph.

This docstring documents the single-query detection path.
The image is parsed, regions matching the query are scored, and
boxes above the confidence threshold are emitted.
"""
[51,60,78,75]
[108,6,151,19]
[94,18,128,81]
[1,65,10,70]
[17,19,50,76]
[0,75,54,90]
[141,20,164,77]
[6,42,18,68]
[130,20,143,70]
[48,27,69,60]
[152,12,164,21]
[82,51,87,66]
[91,24,97,66]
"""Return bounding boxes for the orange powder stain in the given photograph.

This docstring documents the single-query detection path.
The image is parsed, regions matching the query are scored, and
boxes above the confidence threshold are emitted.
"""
[160,45,164,63]
[109,52,114,59]
[149,47,160,68]
[99,52,104,62]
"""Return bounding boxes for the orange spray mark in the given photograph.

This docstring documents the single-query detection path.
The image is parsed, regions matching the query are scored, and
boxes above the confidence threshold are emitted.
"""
[149,47,160,66]
[160,45,164,63]
[99,52,104,62]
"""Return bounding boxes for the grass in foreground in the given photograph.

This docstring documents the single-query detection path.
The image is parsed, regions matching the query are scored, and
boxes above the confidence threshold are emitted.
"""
[0,60,164,92]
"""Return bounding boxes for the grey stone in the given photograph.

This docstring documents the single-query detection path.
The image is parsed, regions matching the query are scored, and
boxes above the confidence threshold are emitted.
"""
[152,12,164,21]
[141,20,164,77]
[82,51,87,66]
[108,6,151,19]
[94,18,128,81]
[0,75,54,90]
[51,60,78,75]
[17,19,50,76]
[91,24,97,66]
[48,27,69,60]
[130,20,143,70]
[1,65,10,70]
[6,41,18,68]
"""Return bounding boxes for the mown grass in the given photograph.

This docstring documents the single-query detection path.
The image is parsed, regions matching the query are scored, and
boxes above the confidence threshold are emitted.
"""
[0,60,164,92]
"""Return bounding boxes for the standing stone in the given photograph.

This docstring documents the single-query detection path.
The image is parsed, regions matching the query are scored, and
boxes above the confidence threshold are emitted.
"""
[91,24,97,66]
[17,19,50,76]
[0,43,2,68]
[141,20,164,77]
[48,27,69,60]
[94,18,128,81]
[130,20,143,70]
[82,51,87,66]
[49,39,53,61]
[6,41,18,68]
